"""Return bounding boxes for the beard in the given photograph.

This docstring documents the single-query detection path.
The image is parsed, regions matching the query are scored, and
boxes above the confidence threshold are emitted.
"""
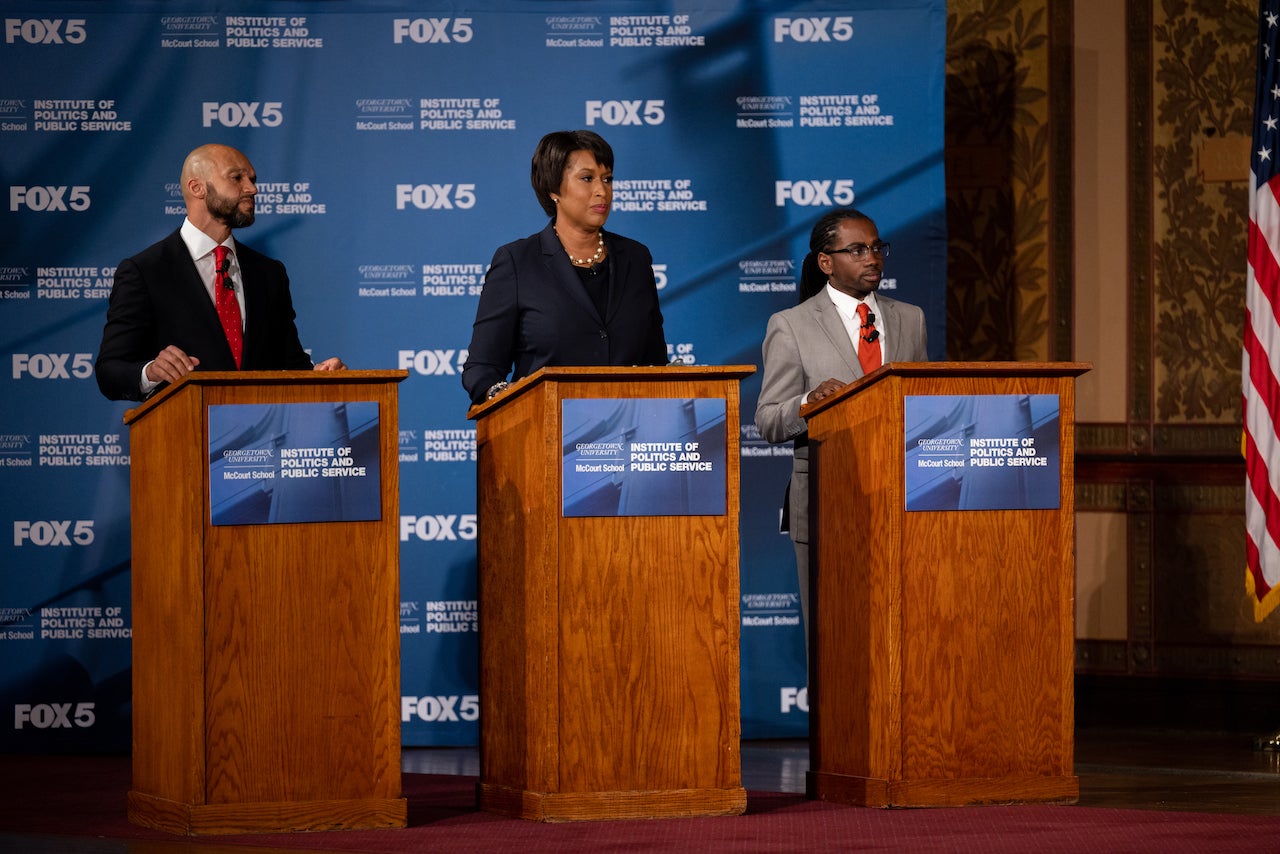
[206,182,255,229]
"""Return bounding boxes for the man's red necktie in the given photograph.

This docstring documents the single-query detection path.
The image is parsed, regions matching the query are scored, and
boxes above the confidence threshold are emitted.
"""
[213,245,243,368]
[856,302,881,375]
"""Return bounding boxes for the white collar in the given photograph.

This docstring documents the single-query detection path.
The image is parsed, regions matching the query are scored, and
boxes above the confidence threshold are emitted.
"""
[824,282,878,319]
[180,217,236,262]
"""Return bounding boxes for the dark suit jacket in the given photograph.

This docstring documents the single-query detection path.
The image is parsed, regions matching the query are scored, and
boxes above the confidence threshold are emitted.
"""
[96,229,314,401]
[462,220,668,404]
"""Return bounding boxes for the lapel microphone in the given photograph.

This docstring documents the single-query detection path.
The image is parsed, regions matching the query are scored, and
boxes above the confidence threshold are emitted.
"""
[217,257,233,288]
[861,310,879,343]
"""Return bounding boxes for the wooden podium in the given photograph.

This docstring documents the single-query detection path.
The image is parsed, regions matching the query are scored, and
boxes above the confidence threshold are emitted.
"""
[801,362,1089,808]
[468,365,753,821]
[123,370,408,835]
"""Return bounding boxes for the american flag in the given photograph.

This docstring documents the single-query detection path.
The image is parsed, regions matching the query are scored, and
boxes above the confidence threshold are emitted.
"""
[1246,1,1280,620]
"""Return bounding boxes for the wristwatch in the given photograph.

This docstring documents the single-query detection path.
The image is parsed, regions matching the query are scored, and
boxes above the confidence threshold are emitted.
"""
[486,381,509,400]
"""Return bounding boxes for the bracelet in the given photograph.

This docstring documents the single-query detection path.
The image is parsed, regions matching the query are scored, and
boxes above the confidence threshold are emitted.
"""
[486,381,509,400]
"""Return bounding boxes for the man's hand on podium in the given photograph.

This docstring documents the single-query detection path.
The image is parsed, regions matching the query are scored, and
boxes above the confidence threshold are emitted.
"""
[145,345,200,384]
[808,378,845,403]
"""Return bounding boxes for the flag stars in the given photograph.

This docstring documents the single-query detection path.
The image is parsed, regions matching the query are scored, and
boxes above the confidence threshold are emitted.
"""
[1269,12,1279,27]
[1261,146,1273,163]
[1268,117,1279,132]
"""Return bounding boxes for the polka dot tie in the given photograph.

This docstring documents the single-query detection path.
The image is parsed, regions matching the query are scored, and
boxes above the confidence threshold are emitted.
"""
[213,245,242,368]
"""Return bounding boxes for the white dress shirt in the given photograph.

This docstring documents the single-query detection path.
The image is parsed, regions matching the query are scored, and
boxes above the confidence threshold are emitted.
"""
[823,282,884,360]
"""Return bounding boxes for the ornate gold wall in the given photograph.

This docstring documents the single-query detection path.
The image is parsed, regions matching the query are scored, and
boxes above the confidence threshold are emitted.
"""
[945,0,1280,685]
[1149,1,1250,435]
[945,0,1060,362]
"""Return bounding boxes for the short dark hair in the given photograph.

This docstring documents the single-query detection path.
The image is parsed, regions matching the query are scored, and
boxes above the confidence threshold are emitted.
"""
[531,130,614,217]
[808,208,874,253]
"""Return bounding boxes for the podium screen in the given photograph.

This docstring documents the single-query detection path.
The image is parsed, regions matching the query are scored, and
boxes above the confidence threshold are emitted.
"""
[904,394,1061,512]
[562,397,727,517]
[208,401,383,525]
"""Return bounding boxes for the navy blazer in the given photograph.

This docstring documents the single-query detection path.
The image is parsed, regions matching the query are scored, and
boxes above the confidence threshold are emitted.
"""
[462,220,668,404]
[96,229,314,401]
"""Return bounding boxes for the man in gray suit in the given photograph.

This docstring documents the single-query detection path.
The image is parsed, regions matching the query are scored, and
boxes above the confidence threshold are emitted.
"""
[755,208,928,657]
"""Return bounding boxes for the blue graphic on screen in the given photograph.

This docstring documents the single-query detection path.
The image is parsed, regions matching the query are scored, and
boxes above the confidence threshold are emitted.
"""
[904,394,1060,511]
[208,402,381,525]
[562,398,726,517]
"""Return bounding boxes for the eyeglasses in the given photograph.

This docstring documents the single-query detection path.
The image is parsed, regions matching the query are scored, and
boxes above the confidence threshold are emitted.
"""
[824,241,890,259]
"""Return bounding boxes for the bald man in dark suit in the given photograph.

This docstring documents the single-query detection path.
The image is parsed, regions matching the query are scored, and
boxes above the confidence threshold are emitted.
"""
[96,143,342,402]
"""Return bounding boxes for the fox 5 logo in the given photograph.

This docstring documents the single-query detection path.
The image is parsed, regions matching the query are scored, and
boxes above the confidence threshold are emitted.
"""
[397,349,468,376]
[392,18,473,43]
[775,179,855,207]
[14,521,95,546]
[585,100,665,127]
[10,186,90,212]
[14,702,95,729]
[402,694,479,722]
[400,514,477,542]
[12,353,93,379]
[395,184,476,210]
[202,101,282,128]
[5,18,86,44]
[773,17,853,42]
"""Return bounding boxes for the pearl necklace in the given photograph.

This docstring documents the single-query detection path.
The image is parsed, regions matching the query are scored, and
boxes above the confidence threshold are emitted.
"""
[557,229,605,267]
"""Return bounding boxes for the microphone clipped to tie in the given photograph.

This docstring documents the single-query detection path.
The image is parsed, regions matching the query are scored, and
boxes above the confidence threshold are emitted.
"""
[861,311,880,343]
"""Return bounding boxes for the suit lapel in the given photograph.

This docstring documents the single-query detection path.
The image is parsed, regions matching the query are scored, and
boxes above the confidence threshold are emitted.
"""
[167,232,231,353]
[809,292,860,377]
[237,249,263,364]
[878,298,902,363]
[539,221,604,321]
[602,237,626,323]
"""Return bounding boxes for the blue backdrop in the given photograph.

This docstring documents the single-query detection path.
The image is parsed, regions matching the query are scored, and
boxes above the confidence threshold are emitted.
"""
[0,0,946,751]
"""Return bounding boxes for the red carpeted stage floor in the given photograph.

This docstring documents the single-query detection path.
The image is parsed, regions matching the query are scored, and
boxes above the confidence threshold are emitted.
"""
[3,737,1280,854]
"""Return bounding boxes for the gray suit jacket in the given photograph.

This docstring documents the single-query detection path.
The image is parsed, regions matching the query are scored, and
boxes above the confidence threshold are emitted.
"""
[754,290,928,543]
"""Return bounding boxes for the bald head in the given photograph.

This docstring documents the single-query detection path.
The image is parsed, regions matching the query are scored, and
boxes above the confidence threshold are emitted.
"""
[180,144,257,240]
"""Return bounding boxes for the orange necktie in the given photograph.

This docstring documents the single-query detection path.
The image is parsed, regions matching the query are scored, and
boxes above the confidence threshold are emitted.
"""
[213,245,243,368]
[856,302,881,375]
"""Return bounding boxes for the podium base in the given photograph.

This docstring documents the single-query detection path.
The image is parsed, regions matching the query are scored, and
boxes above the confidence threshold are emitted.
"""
[807,771,1079,808]
[477,781,747,822]
[127,789,408,835]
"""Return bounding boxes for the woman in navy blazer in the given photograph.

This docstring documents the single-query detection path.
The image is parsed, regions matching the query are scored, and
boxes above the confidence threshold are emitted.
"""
[461,130,668,405]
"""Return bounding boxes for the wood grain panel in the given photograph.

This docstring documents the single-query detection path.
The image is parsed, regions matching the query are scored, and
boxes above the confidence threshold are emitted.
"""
[804,362,1084,807]
[128,385,207,806]
[476,383,559,792]
[558,513,740,792]
[128,790,406,835]
[475,783,747,822]
[125,371,406,833]
[471,366,750,820]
